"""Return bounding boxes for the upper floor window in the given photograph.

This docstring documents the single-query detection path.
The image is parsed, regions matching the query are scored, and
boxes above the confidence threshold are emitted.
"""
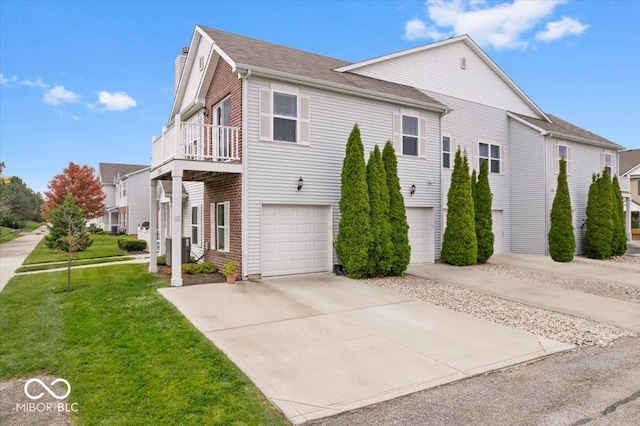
[556,143,571,174]
[273,92,297,142]
[442,136,452,168]
[259,86,310,145]
[402,115,418,156]
[479,142,501,174]
[603,152,613,175]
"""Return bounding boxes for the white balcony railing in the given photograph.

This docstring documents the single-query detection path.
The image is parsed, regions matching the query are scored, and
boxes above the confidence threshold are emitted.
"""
[152,114,240,168]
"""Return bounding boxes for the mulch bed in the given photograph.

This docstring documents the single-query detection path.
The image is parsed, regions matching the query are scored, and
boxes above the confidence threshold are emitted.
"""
[156,265,228,286]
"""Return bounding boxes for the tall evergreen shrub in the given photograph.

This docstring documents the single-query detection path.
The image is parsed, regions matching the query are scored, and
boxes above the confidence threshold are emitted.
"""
[611,175,627,256]
[475,161,494,263]
[336,124,372,278]
[585,170,614,259]
[441,148,477,266]
[548,158,575,262]
[382,141,410,275]
[366,145,393,276]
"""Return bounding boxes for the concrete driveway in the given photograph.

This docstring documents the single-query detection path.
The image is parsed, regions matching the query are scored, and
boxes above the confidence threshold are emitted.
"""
[159,273,572,424]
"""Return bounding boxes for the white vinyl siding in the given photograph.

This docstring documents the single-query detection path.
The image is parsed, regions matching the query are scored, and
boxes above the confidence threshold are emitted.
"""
[246,77,442,273]
[508,118,545,254]
[259,84,310,145]
[179,36,212,113]
[216,201,230,252]
[345,39,540,117]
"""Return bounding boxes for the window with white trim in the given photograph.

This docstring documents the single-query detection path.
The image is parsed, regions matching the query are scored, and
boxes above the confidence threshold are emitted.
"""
[442,136,452,168]
[479,141,501,174]
[216,202,230,252]
[402,115,418,156]
[556,143,571,174]
[191,205,200,246]
[603,153,612,175]
[273,92,297,142]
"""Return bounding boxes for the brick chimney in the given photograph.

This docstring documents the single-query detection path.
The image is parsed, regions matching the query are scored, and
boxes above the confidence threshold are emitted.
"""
[174,47,189,93]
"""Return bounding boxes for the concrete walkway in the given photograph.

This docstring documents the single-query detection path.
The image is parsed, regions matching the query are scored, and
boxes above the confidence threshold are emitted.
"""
[0,226,47,292]
[408,253,640,332]
[159,273,573,424]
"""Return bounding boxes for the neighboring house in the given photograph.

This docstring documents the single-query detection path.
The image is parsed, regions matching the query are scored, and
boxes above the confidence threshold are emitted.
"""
[620,149,640,240]
[149,26,623,286]
[95,162,150,235]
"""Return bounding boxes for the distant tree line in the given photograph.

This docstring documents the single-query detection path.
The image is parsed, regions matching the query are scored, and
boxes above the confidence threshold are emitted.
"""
[0,162,43,229]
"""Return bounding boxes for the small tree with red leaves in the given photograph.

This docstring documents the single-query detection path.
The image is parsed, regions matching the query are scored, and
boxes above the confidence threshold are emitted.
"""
[42,162,106,220]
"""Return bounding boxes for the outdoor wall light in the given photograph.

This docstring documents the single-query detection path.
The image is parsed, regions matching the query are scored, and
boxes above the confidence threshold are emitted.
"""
[297,177,304,191]
[410,183,416,195]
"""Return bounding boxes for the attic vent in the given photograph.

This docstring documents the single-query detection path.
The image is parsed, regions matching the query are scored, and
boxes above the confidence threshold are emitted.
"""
[198,55,205,71]
[460,57,467,70]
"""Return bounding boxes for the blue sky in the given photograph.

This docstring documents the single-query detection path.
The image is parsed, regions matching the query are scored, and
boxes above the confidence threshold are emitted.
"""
[1,0,639,194]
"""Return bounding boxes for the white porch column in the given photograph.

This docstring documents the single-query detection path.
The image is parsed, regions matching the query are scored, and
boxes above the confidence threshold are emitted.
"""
[171,171,183,287]
[626,196,632,241]
[149,179,158,273]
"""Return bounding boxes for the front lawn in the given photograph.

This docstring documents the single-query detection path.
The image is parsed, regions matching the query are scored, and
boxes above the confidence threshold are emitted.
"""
[22,233,133,265]
[0,265,288,425]
[0,222,42,244]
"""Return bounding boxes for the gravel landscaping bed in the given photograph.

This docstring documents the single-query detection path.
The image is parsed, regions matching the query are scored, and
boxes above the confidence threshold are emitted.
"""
[363,275,637,348]
[469,263,640,304]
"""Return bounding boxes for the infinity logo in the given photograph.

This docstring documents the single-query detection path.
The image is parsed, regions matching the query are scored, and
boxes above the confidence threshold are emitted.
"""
[24,378,71,400]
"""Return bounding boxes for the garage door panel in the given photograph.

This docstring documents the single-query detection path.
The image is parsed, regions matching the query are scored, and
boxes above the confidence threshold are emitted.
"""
[261,205,331,277]
[406,207,434,264]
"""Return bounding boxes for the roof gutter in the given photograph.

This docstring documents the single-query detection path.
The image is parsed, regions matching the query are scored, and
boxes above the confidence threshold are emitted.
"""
[235,64,450,114]
[543,131,624,151]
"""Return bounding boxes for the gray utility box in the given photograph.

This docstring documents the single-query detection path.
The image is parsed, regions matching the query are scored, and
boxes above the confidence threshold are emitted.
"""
[165,237,191,266]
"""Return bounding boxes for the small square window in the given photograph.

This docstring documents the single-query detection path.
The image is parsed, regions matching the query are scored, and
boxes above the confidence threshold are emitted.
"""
[479,141,501,174]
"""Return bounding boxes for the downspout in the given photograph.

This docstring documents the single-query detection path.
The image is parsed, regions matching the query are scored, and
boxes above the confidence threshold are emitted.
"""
[239,68,251,279]
[439,112,444,258]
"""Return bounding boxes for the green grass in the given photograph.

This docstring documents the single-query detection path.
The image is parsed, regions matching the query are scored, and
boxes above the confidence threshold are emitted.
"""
[22,234,131,265]
[0,265,288,425]
[0,221,43,244]
[15,256,135,272]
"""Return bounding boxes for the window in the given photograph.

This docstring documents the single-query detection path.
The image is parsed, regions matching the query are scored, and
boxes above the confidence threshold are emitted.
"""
[556,143,571,174]
[442,136,451,168]
[402,115,418,156]
[273,92,297,142]
[215,97,231,158]
[191,205,200,246]
[216,202,230,252]
[603,153,612,175]
[638,181,640,196]
[479,142,501,174]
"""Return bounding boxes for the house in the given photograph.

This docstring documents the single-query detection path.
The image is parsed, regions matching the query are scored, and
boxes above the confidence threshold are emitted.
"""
[620,149,640,240]
[95,162,150,235]
[149,26,623,286]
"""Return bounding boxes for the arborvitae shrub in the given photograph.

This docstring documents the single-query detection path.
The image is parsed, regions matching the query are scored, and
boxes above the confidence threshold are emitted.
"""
[611,175,627,256]
[382,141,410,276]
[548,158,575,262]
[336,124,372,278]
[366,145,393,276]
[475,161,494,263]
[441,148,477,266]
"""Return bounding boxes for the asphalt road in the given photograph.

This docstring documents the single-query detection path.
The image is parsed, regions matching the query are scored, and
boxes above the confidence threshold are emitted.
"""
[309,337,640,426]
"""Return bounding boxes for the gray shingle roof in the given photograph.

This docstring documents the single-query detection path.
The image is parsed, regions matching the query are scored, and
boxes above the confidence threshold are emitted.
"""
[510,112,622,150]
[619,149,640,175]
[98,163,149,185]
[198,26,447,110]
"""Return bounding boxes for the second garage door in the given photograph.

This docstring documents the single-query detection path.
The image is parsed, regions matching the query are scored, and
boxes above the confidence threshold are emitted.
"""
[261,204,331,277]
[406,207,435,264]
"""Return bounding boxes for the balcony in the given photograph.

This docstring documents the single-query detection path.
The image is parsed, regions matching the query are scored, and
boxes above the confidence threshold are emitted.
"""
[151,114,241,180]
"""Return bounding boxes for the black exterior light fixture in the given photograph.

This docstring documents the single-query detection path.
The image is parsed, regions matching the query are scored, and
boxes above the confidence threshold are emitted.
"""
[410,183,416,195]
[297,177,304,191]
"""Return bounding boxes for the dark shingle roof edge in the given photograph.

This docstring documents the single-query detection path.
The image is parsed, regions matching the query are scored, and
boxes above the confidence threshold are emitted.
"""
[198,26,449,113]
[508,112,623,150]
[619,149,640,175]
[98,163,149,184]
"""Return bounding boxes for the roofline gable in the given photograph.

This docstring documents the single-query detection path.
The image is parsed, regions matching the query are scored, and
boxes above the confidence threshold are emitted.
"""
[622,162,640,177]
[336,34,550,122]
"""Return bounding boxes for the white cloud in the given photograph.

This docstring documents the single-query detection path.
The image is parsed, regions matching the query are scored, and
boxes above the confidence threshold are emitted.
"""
[21,77,48,88]
[405,0,588,50]
[91,91,137,111]
[0,73,18,86]
[43,85,80,105]
[536,16,590,42]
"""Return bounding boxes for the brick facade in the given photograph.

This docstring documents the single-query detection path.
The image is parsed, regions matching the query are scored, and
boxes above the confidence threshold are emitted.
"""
[202,57,244,277]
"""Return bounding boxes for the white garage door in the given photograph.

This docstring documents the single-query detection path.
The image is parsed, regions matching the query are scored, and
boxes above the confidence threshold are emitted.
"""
[406,207,434,264]
[492,210,505,254]
[261,205,331,277]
